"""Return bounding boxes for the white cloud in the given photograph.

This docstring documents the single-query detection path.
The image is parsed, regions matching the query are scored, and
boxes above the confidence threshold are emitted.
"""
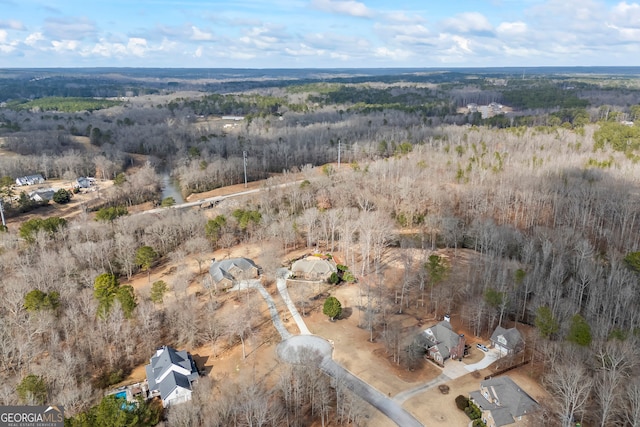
[496,21,528,36]
[374,47,412,60]
[191,26,214,41]
[24,32,44,46]
[311,0,373,18]
[51,40,79,52]
[442,12,494,35]
[239,25,282,49]
[194,46,203,58]
[0,29,18,53]
[127,38,148,56]
[89,39,127,57]
[0,20,25,30]
[451,35,473,53]
[285,43,325,56]
[383,11,425,24]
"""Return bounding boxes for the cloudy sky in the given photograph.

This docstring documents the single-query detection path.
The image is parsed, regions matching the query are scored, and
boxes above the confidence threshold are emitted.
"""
[1,0,639,68]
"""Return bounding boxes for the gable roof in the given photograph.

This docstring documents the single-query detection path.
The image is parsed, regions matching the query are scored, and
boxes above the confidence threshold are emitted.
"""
[291,257,336,276]
[28,189,55,201]
[421,321,462,360]
[471,376,539,427]
[490,326,523,351]
[145,346,198,403]
[209,257,258,283]
[16,174,45,185]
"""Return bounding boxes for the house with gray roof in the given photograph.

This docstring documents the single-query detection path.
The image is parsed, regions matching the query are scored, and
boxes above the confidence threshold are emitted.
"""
[16,174,45,186]
[28,189,55,202]
[291,256,336,281]
[209,257,260,289]
[490,326,524,356]
[469,376,539,427]
[419,319,465,365]
[145,345,199,407]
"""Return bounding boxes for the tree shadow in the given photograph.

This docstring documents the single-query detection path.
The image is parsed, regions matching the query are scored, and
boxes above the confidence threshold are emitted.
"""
[192,354,211,375]
[340,307,353,319]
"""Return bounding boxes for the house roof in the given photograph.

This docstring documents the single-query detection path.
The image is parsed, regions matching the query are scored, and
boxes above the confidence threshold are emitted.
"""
[145,346,198,402]
[28,189,55,201]
[421,321,462,360]
[490,326,523,351]
[471,376,539,427]
[158,371,192,400]
[17,174,44,181]
[291,257,336,276]
[209,257,258,283]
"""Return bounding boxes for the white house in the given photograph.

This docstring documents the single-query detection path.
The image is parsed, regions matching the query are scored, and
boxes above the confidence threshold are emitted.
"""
[145,346,199,407]
[16,174,45,186]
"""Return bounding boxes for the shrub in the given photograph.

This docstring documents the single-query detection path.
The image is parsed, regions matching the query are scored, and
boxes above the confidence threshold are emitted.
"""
[53,188,72,204]
[455,395,469,411]
[464,401,483,420]
[328,272,340,284]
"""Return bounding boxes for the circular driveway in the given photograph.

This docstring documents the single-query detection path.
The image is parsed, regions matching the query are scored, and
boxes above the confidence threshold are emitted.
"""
[276,335,333,364]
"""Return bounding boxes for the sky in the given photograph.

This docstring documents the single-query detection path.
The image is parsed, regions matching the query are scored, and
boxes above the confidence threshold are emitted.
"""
[0,0,639,68]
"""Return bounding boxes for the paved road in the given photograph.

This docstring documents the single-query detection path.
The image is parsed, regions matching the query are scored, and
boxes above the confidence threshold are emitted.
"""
[276,335,424,427]
[138,180,301,215]
[320,359,424,427]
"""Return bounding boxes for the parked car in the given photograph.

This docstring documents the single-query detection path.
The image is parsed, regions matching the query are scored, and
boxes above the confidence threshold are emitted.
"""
[476,343,489,352]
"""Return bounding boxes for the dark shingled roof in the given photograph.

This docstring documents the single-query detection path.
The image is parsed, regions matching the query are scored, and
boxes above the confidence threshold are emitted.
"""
[490,326,523,351]
[145,346,198,403]
[470,376,539,427]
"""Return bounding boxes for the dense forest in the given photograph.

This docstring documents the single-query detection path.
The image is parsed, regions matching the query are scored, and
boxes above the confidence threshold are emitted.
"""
[1,68,640,426]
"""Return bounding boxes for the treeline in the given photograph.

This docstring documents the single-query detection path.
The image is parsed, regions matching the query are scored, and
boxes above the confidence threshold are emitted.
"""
[2,118,640,424]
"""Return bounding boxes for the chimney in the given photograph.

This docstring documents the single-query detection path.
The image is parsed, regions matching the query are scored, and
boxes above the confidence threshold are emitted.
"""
[444,314,451,323]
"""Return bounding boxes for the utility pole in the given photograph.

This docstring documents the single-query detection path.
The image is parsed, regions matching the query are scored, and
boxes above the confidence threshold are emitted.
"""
[243,151,248,188]
[337,138,341,168]
[0,198,6,231]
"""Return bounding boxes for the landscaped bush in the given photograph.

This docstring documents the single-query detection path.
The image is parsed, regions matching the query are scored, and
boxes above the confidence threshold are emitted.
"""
[464,401,483,420]
[328,272,340,284]
[455,395,469,411]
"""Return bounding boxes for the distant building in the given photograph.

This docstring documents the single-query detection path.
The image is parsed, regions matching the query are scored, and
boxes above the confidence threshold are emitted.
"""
[28,189,55,202]
[469,376,539,427]
[75,177,96,189]
[418,319,466,365]
[490,326,524,356]
[209,257,260,289]
[145,346,199,407]
[221,115,245,121]
[290,256,337,281]
[16,174,45,186]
